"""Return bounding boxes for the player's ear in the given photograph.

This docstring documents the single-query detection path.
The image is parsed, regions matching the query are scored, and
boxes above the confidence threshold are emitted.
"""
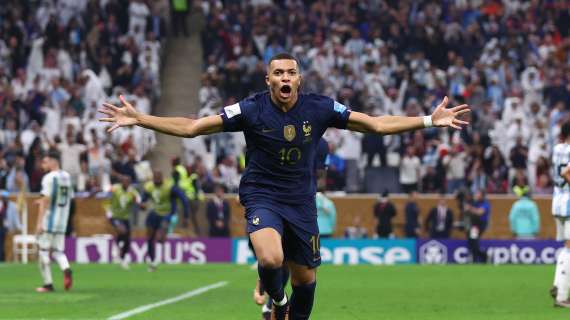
[265,75,270,87]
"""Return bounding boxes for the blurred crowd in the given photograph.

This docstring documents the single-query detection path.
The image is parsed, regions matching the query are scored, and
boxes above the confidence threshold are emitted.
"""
[0,0,168,195]
[191,0,570,195]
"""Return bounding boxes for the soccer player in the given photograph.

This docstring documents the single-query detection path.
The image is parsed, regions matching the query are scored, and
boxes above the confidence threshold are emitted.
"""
[141,170,188,271]
[107,175,141,269]
[551,121,570,308]
[35,150,74,293]
[100,53,469,319]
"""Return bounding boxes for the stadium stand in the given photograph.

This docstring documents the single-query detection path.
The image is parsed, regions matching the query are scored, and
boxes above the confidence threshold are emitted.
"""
[0,0,167,194]
[192,0,570,196]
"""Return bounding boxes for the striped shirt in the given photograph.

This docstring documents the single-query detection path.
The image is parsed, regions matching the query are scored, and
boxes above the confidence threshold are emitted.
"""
[552,143,570,217]
[41,170,74,233]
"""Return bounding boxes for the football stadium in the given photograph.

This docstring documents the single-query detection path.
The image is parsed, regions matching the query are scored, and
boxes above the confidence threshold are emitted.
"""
[1,0,570,319]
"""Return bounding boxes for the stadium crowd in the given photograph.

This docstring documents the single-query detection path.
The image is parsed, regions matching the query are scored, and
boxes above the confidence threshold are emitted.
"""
[191,0,570,196]
[0,0,167,195]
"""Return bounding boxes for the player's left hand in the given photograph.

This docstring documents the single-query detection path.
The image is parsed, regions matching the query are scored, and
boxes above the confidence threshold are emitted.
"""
[431,96,470,130]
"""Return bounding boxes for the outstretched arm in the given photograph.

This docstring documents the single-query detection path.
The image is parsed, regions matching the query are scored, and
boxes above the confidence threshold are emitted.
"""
[99,95,223,138]
[347,96,469,135]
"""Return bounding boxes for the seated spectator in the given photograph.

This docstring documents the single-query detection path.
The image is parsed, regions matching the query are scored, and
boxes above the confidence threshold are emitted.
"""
[425,195,454,239]
[344,216,368,239]
[509,191,540,239]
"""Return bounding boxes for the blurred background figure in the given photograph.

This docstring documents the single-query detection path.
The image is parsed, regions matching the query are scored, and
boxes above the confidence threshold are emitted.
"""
[509,190,540,240]
[373,191,397,239]
[206,184,230,237]
[0,191,21,262]
[425,195,454,239]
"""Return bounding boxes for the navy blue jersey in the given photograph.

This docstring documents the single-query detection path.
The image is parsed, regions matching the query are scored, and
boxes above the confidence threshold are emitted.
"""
[221,92,350,206]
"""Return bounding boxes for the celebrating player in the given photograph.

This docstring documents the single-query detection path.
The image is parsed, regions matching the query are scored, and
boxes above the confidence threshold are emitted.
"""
[551,121,570,308]
[141,170,189,271]
[106,175,141,270]
[35,150,74,293]
[100,53,469,319]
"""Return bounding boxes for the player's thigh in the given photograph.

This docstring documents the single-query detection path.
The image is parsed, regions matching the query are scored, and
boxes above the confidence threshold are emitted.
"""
[287,260,316,286]
[247,207,285,267]
[37,233,53,252]
[556,217,570,244]
[53,234,65,252]
[281,218,321,271]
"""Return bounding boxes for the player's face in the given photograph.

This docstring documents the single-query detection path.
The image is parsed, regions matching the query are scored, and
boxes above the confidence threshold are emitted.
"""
[41,157,52,172]
[266,59,301,107]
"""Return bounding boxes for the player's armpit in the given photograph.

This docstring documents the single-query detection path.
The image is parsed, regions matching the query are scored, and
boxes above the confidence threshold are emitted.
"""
[346,111,424,135]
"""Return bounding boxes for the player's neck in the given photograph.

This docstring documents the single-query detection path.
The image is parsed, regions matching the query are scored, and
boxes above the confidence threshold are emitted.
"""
[270,94,298,112]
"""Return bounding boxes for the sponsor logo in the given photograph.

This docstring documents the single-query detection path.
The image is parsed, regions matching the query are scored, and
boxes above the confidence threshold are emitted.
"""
[419,240,447,264]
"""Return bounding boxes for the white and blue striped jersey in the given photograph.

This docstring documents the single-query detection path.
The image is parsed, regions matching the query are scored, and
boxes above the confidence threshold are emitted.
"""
[552,143,570,217]
[41,170,74,233]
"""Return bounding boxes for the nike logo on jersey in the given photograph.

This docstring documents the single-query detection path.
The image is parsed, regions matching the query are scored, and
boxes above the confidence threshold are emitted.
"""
[262,128,276,133]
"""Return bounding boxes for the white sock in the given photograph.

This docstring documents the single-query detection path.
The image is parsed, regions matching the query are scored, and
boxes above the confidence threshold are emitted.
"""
[262,303,271,313]
[53,251,70,271]
[554,249,567,287]
[38,250,53,285]
[557,248,570,301]
[273,294,288,306]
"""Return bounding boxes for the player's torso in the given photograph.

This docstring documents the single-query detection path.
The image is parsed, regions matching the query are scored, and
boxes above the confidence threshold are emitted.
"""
[42,170,73,233]
[144,180,172,215]
[240,94,325,200]
[111,185,136,219]
[552,144,570,216]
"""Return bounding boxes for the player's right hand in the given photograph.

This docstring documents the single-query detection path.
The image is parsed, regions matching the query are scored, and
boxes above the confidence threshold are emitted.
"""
[99,95,140,133]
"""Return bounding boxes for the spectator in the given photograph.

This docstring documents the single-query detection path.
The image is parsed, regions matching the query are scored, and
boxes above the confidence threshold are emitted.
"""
[443,144,467,194]
[0,191,21,262]
[206,184,230,237]
[170,0,190,38]
[425,195,454,239]
[400,146,421,193]
[373,191,397,238]
[509,191,540,239]
[344,215,368,239]
[404,191,421,238]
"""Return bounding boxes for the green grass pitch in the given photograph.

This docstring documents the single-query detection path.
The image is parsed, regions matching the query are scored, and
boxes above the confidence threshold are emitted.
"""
[0,263,568,319]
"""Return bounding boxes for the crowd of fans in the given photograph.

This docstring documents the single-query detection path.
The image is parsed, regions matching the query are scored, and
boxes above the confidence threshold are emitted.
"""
[0,0,167,195]
[191,0,570,196]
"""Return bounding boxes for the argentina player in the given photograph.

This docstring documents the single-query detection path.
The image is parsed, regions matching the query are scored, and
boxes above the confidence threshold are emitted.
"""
[99,53,470,319]
[550,122,570,308]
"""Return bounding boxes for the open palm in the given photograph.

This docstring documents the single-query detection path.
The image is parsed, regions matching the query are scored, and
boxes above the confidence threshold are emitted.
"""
[99,95,140,133]
[431,96,470,129]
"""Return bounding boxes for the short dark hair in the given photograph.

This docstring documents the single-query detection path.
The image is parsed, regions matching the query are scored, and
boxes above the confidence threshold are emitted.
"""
[44,149,61,163]
[562,121,570,140]
[268,53,300,69]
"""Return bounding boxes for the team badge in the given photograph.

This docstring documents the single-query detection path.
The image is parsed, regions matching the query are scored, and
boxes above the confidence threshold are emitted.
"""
[302,121,312,137]
[252,216,260,226]
[284,125,296,142]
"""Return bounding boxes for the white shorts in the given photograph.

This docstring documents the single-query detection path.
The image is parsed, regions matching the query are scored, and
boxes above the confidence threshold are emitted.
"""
[37,233,66,252]
[555,217,570,241]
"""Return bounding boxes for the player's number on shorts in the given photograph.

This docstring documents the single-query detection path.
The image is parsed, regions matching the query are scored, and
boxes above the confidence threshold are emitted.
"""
[279,147,302,165]
[310,234,320,255]
[58,186,69,207]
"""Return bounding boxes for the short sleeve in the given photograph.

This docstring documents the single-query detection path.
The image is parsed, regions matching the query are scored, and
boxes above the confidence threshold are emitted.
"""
[321,98,351,129]
[220,97,255,132]
[41,175,52,198]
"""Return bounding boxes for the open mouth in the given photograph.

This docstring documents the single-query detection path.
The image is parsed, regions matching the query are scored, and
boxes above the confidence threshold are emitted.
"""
[279,85,292,99]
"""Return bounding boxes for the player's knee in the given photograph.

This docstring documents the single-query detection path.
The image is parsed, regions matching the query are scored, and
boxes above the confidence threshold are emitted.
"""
[38,250,50,264]
[257,254,283,269]
[291,268,316,286]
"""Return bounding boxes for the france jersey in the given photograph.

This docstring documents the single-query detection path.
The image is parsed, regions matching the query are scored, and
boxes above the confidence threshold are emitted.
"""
[552,143,570,217]
[221,91,350,210]
[41,170,74,233]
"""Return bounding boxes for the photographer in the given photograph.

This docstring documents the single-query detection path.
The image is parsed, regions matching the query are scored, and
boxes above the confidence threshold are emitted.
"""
[464,190,490,263]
